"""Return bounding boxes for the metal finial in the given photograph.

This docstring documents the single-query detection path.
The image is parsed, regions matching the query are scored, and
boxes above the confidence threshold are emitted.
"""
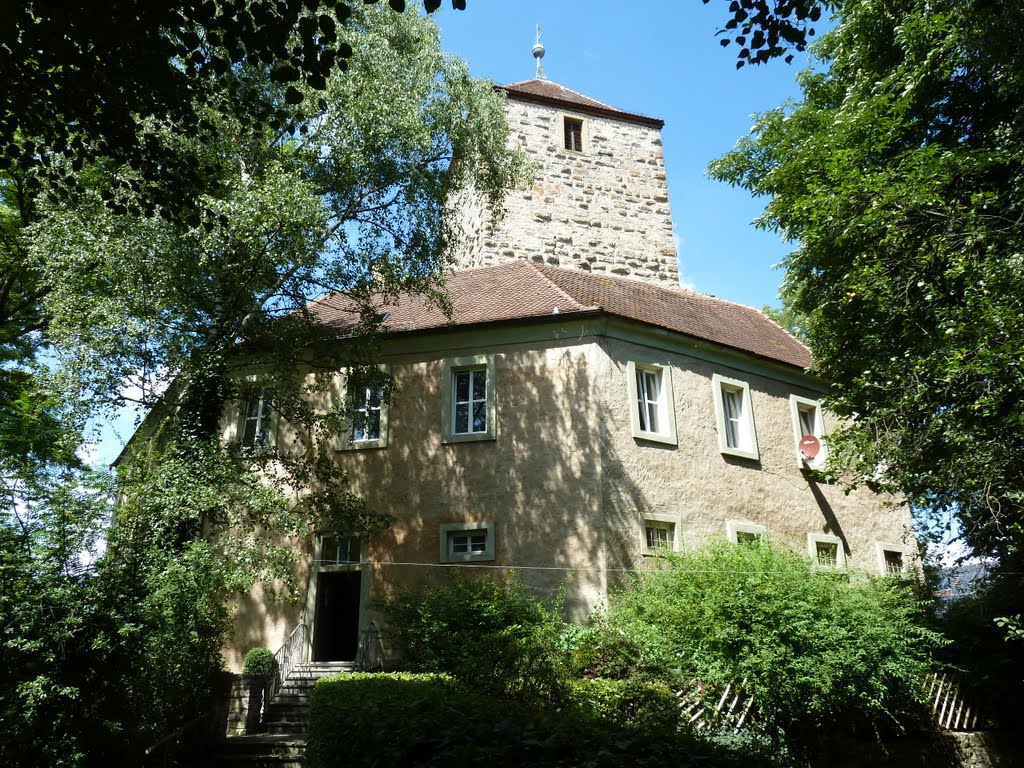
[532,25,546,80]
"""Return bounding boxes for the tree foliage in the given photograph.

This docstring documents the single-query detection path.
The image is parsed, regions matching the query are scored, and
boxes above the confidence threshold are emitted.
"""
[711,0,1024,558]
[2,1,470,212]
[1,4,525,763]
[705,0,833,68]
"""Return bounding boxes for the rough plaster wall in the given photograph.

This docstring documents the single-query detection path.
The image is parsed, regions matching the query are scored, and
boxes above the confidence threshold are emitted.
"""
[222,333,917,670]
[595,336,916,574]
[452,99,680,287]
[340,338,607,622]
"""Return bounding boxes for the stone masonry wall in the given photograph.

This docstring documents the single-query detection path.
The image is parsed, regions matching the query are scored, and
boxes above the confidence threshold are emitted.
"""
[452,97,680,288]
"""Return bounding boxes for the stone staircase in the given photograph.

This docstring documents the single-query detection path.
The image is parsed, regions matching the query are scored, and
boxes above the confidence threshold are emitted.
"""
[216,661,354,766]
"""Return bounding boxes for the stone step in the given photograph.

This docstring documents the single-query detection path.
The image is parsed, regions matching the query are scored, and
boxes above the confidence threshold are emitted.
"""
[266,722,307,736]
[266,696,309,708]
[264,709,308,722]
[215,735,306,768]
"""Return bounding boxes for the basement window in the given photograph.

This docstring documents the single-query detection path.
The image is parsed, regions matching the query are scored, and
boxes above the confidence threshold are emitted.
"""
[727,520,766,545]
[876,543,909,575]
[807,534,846,568]
[440,521,495,563]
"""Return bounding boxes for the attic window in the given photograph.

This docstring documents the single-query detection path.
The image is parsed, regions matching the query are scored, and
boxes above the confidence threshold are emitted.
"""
[563,116,583,151]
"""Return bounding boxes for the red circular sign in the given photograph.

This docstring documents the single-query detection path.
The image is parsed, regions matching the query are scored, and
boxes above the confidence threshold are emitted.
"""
[799,435,821,459]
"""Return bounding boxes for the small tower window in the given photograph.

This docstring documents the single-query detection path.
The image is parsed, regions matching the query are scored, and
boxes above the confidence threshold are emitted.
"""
[563,117,583,152]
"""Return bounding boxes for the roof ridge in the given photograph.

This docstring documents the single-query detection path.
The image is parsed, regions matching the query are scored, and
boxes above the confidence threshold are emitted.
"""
[520,260,597,312]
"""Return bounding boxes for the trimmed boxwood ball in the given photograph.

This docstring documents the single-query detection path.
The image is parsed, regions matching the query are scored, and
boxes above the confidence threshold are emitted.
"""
[242,647,276,677]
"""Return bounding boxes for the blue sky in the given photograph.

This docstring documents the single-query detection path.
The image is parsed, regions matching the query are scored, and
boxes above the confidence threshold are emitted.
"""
[435,0,817,309]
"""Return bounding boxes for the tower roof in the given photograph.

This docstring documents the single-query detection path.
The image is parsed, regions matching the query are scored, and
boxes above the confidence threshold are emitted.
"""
[498,79,664,129]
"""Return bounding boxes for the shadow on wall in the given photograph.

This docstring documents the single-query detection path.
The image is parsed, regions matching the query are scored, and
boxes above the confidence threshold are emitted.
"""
[807,476,850,557]
[356,341,653,622]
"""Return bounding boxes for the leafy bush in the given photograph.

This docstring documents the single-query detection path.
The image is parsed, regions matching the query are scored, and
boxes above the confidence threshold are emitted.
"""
[384,573,569,700]
[565,678,680,733]
[306,672,777,768]
[242,647,276,678]
[602,539,944,746]
[563,623,648,680]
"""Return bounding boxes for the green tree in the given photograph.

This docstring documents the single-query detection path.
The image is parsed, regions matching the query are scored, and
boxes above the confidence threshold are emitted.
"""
[711,0,1024,559]
[1,5,524,764]
[2,1,470,208]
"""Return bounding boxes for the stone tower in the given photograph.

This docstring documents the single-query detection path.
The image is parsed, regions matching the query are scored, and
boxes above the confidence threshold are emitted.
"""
[452,43,680,288]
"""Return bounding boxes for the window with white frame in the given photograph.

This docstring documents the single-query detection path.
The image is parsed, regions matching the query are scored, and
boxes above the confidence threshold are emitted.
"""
[626,361,678,445]
[440,521,495,563]
[876,543,909,575]
[319,535,361,566]
[351,383,382,442]
[240,387,275,450]
[807,533,846,568]
[712,374,759,460]
[790,395,826,467]
[727,520,767,545]
[441,355,496,443]
[337,366,390,450]
[643,514,679,554]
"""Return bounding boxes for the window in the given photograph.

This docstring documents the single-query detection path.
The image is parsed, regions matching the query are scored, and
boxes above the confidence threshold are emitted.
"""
[807,534,846,568]
[563,116,583,151]
[240,387,276,450]
[337,366,390,451]
[712,374,759,460]
[351,383,382,442]
[626,362,678,445]
[319,535,361,565]
[726,520,766,545]
[643,514,679,554]
[876,543,909,575]
[790,395,826,467]
[441,355,496,443]
[440,521,495,563]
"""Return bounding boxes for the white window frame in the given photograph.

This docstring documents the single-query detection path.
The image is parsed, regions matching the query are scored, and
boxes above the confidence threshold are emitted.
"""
[336,365,390,451]
[726,520,767,545]
[807,533,846,568]
[626,361,678,445]
[790,395,826,468]
[239,386,278,452]
[317,534,362,566]
[441,354,496,444]
[876,542,910,576]
[440,521,495,563]
[712,373,759,460]
[642,513,680,555]
[560,112,586,153]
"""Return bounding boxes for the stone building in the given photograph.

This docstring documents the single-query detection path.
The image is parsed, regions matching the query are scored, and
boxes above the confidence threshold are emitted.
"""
[224,69,916,672]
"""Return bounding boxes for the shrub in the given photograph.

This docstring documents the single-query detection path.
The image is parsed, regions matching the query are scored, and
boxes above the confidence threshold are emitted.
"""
[306,672,775,768]
[242,647,276,678]
[602,539,944,747]
[565,678,680,733]
[384,573,569,700]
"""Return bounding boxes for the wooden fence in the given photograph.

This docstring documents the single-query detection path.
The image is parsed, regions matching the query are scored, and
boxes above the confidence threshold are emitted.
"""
[675,671,984,733]
[925,671,984,731]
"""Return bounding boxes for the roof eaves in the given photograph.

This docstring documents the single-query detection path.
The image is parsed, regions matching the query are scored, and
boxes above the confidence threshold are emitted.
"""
[495,84,665,129]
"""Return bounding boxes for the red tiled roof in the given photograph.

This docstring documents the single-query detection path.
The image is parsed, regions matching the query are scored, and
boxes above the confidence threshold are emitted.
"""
[308,260,812,370]
[498,79,664,129]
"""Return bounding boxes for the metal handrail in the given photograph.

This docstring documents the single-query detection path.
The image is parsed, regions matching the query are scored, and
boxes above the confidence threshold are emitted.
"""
[266,622,307,705]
